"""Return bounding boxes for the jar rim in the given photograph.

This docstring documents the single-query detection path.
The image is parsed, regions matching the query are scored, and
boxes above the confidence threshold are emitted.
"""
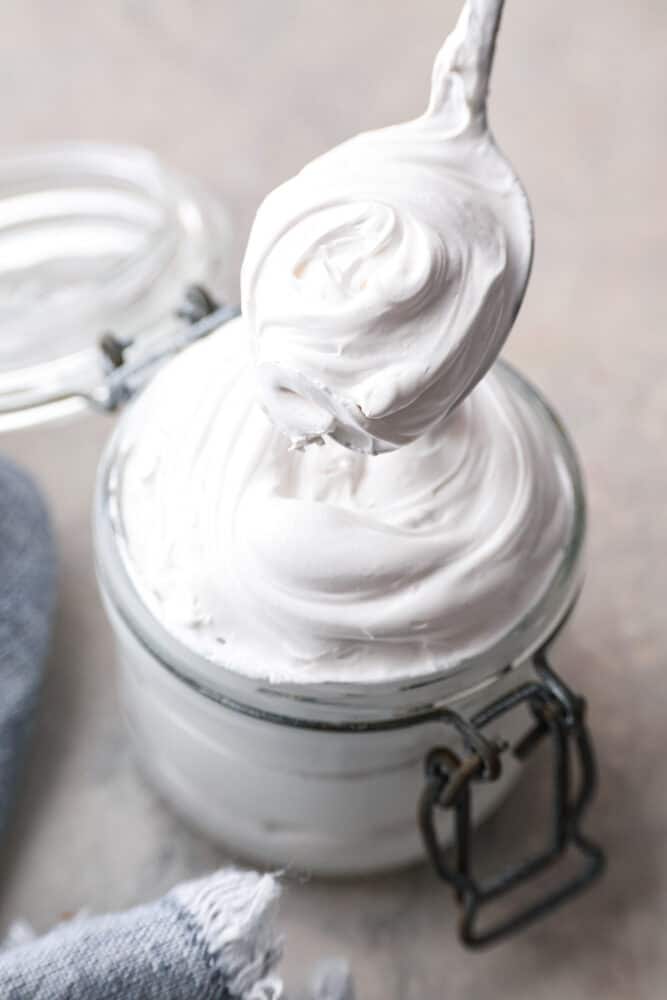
[94,359,586,727]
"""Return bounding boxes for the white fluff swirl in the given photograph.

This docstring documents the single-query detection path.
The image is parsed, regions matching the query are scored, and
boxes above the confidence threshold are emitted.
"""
[242,0,532,453]
[117,322,573,683]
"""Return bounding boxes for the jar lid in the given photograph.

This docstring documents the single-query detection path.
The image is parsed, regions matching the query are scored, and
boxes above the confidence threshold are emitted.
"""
[0,143,231,431]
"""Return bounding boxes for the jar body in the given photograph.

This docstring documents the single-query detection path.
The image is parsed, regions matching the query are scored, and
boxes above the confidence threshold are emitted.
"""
[103,588,539,874]
[94,359,585,876]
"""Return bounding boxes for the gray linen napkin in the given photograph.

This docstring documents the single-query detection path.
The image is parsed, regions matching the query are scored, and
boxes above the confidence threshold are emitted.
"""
[0,457,56,840]
[0,868,283,1000]
[0,457,354,999]
[0,870,354,1000]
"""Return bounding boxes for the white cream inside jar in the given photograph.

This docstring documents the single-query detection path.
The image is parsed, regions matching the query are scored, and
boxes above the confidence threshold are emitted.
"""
[113,320,575,684]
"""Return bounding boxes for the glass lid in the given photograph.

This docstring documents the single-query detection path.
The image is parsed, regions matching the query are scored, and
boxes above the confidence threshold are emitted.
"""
[0,142,231,431]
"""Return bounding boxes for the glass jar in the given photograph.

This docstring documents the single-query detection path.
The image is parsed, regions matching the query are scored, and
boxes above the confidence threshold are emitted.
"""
[0,142,604,947]
[93,358,603,946]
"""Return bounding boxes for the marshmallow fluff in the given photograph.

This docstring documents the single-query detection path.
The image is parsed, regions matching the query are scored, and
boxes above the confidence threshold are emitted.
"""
[115,318,573,683]
[113,0,575,684]
[242,0,531,454]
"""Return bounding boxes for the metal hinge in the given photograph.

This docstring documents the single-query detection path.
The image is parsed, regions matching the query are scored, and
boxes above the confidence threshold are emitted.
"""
[84,285,240,413]
[419,650,605,948]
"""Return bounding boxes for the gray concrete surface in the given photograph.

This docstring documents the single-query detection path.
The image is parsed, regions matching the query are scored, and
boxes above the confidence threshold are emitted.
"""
[0,2,666,997]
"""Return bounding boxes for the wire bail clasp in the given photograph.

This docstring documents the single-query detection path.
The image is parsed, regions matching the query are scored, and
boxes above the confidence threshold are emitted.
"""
[84,285,240,413]
[419,651,605,948]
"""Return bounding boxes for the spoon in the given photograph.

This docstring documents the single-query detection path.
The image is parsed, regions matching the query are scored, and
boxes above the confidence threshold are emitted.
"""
[242,0,533,454]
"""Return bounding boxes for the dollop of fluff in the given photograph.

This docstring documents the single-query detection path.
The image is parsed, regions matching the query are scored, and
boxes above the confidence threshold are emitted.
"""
[241,0,531,453]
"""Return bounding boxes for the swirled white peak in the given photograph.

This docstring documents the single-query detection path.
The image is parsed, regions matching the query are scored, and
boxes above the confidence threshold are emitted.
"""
[115,320,574,684]
[241,0,532,454]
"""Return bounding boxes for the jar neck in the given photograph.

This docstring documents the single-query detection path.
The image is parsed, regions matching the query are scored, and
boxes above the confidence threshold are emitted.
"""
[98,515,580,731]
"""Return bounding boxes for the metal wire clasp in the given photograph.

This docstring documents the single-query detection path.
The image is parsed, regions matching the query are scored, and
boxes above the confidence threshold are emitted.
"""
[419,650,605,948]
[84,285,240,413]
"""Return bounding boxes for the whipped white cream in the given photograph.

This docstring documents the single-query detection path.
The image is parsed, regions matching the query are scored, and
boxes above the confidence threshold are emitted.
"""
[116,318,573,683]
[113,0,574,684]
[242,0,531,454]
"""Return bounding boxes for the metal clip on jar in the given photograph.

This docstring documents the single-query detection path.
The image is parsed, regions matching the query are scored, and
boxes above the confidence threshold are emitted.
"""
[1,143,604,950]
[419,649,604,946]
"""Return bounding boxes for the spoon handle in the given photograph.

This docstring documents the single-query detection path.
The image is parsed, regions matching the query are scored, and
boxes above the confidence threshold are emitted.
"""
[429,0,505,122]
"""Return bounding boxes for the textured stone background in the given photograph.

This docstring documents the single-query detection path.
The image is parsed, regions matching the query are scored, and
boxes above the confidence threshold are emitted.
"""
[1,2,665,997]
